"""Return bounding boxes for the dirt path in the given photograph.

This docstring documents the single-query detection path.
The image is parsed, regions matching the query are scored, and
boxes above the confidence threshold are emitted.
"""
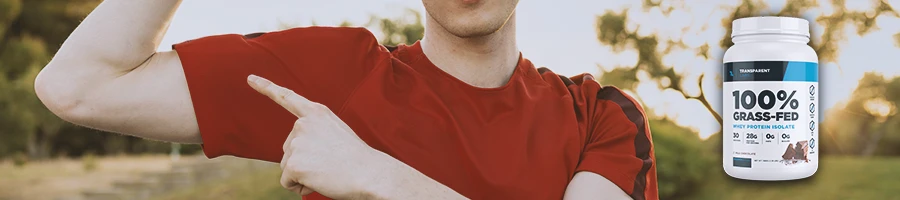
[0,155,179,200]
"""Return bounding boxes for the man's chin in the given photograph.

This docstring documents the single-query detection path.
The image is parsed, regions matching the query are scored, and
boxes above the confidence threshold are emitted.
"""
[445,24,504,39]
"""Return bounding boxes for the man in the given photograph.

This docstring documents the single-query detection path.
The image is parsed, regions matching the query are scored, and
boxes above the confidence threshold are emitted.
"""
[34,0,657,199]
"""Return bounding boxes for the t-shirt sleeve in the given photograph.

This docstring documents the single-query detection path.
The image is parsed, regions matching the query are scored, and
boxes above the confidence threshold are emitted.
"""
[173,27,390,162]
[568,74,658,200]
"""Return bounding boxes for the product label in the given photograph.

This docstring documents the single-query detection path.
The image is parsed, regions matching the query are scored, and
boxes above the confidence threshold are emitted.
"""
[723,61,818,169]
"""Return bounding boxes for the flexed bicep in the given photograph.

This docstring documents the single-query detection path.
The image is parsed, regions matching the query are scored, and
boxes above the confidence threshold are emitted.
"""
[37,50,201,143]
[34,0,202,143]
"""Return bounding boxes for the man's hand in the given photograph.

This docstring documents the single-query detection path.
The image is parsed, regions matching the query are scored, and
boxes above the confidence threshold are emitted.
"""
[247,74,389,198]
[248,74,468,199]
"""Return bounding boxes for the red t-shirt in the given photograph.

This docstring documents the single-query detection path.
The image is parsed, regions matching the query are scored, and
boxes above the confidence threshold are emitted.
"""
[173,27,657,200]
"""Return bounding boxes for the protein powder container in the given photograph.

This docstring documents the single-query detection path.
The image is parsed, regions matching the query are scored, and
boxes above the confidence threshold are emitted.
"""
[723,16,818,180]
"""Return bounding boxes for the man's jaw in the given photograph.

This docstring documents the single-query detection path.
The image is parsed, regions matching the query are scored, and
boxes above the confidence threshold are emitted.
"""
[461,0,481,5]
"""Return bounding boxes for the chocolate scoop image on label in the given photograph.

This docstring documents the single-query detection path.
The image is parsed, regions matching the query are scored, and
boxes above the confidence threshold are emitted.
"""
[780,140,810,164]
[794,141,809,161]
[782,143,796,160]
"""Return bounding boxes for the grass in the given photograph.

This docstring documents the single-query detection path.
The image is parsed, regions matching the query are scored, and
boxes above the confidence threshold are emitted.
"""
[691,156,900,200]
[0,155,174,200]
[151,165,297,200]
[150,156,900,200]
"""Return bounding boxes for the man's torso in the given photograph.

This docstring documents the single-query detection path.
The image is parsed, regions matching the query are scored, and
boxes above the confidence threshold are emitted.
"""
[318,43,585,199]
[173,27,656,200]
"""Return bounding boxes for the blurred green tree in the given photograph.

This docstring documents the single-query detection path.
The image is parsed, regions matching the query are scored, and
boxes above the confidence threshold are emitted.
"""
[366,8,425,46]
[895,32,900,47]
[595,0,898,126]
[281,9,423,46]
[649,118,715,199]
[0,0,194,159]
[824,73,898,156]
[0,0,101,159]
[594,0,898,198]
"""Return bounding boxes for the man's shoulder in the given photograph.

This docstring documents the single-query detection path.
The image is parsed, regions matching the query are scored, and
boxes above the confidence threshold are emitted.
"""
[235,26,389,64]
[535,67,632,99]
[245,26,378,47]
[257,26,376,40]
[535,67,643,115]
[174,26,381,54]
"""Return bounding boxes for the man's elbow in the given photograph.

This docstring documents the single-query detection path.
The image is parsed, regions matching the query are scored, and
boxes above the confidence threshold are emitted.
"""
[34,63,92,124]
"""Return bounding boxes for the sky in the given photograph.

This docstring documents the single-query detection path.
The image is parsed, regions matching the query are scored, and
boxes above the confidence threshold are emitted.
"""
[159,0,900,139]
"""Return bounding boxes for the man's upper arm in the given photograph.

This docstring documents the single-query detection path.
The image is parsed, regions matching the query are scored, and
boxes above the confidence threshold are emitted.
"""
[74,51,201,143]
[563,172,631,200]
[38,27,384,149]
[170,27,388,161]
[565,73,658,200]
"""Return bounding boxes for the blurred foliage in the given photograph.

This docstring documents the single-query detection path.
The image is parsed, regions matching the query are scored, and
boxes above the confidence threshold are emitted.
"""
[152,165,295,200]
[82,151,96,171]
[366,8,425,46]
[823,73,899,156]
[649,118,714,199]
[0,0,96,159]
[895,32,900,47]
[11,152,26,167]
[692,156,900,200]
[596,8,720,124]
[281,9,423,47]
[0,0,200,160]
[595,0,899,198]
[596,0,899,124]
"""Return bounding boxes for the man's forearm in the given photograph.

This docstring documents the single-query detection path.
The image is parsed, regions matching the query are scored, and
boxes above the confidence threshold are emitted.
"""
[48,0,181,73]
[366,151,468,200]
[563,172,632,200]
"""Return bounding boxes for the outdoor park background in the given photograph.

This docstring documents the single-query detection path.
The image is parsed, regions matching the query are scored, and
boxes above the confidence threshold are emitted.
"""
[1,0,899,199]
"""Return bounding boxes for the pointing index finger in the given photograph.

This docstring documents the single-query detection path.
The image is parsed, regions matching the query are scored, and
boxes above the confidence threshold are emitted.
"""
[247,74,312,117]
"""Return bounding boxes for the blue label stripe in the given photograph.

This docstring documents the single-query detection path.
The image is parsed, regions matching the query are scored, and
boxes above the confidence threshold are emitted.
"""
[784,62,818,82]
[724,61,818,82]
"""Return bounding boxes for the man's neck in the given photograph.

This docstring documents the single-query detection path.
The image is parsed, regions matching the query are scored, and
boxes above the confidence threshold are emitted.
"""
[420,14,520,88]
